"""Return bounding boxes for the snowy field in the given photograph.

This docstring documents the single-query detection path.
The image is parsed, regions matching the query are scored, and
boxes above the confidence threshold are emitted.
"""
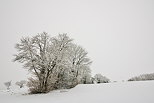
[0,81,154,103]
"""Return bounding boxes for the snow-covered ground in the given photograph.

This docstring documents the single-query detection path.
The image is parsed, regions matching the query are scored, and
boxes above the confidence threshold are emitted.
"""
[0,81,154,103]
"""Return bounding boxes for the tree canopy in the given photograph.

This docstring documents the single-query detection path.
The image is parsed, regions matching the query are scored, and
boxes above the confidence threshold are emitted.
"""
[14,32,92,93]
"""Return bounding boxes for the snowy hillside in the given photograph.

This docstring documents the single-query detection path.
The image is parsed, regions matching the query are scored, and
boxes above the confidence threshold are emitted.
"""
[0,81,154,103]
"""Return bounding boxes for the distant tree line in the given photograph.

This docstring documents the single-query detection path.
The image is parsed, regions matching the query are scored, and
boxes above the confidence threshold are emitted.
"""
[128,73,154,81]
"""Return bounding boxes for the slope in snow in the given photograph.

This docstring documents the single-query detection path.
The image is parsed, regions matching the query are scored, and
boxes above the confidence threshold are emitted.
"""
[0,81,154,103]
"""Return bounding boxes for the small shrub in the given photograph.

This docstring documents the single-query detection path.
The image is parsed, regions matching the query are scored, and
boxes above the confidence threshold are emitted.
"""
[16,80,26,88]
[4,81,11,90]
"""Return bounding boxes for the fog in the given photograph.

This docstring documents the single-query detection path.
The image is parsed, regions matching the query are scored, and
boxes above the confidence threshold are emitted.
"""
[0,0,154,88]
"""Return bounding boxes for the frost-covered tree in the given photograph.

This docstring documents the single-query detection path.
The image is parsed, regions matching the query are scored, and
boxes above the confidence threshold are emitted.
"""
[48,42,92,88]
[94,74,110,83]
[66,44,92,85]
[79,67,92,84]
[14,32,92,93]
[80,74,92,84]
[4,81,11,90]
[16,80,26,88]
[128,73,154,81]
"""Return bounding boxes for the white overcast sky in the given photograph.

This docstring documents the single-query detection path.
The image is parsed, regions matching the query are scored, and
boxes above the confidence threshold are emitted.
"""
[0,0,154,88]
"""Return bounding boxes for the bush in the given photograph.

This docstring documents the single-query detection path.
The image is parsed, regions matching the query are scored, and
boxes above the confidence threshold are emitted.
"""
[27,78,43,94]
[94,74,110,83]
[16,80,26,88]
